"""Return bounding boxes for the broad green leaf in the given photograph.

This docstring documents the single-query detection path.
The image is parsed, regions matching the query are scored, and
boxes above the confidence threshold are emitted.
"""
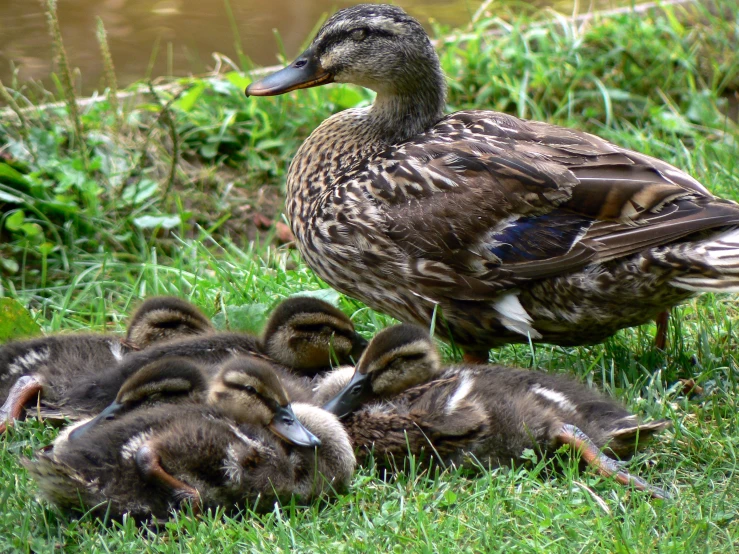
[0,298,41,343]
[212,303,269,333]
[173,82,206,112]
[0,162,31,188]
[225,71,251,91]
[5,210,24,231]
[289,289,341,307]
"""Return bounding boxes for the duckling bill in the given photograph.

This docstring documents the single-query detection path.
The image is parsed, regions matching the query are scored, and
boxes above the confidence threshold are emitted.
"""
[322,324,671,499]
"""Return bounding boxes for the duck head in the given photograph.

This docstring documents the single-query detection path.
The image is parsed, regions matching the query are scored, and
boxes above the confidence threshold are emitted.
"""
[261,296,367,372]
[126,297,213,349]
[323,324,441,418]
[246,4,446,142]
[208,356,321,447]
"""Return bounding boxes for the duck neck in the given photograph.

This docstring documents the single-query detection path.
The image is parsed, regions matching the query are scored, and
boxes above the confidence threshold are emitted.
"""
[366,60,447,145]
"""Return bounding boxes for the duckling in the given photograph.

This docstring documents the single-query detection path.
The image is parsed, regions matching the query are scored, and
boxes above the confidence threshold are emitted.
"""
[67,357,208,441]
[0,297,209,433]
[25,358,355,520]
[125,296,213,349]
[247,4,739,357]
[322,324,671,499]
[56,296,366,417]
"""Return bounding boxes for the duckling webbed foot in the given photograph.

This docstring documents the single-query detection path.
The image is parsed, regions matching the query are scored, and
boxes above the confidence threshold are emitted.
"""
[556,423,670,500]
[0,374,43,434]
[135,443,201,514]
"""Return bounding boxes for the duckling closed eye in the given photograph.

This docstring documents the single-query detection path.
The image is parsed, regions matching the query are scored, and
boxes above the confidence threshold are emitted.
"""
[261,296,367,374]
[209,357,321,447]
[323,324,671,500]
[125,296,214,349]
[67,357,208,441]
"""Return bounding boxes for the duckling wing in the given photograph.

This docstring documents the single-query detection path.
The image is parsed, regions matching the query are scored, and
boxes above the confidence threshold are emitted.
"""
[364,110,739,297]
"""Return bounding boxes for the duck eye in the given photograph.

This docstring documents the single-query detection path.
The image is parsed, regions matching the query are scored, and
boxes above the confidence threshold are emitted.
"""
[245,386,256,394]
[350,28,367,42]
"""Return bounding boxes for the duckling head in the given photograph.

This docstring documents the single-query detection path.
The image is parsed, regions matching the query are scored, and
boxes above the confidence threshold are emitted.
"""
[261,297,367,372]
[126,296,213,348]
[323,324,441,418]
[68,357,207,441]
[246,4,445,142]
[208,356,321,447]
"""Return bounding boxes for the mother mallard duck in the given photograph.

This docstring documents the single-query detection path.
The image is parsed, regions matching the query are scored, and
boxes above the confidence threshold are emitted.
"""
[247,4,739,360]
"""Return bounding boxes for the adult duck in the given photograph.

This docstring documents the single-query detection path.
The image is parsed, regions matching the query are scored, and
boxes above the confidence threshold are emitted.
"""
[246,4,739,360]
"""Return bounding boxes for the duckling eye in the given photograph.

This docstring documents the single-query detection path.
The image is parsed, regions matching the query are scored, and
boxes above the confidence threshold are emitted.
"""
[244,386,257,394]
[350,384,363,397]
[350,28,367,42]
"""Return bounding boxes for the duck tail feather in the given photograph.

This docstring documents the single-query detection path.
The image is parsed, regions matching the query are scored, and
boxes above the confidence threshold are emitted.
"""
[660,227,739,292]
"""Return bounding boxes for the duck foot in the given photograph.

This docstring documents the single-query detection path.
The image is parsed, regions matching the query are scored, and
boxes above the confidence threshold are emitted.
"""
[556,423,670,500]
[654,310,670,350]
[135,442,201,514]
[0,374,43,434]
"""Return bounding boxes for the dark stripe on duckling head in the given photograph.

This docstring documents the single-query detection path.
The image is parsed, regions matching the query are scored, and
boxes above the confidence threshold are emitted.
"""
[324,324,440,418]
[116,357,208,405]
[69,358,207,441]
[214,357,320,447]
[262,297,363,370]
[216,357,291,408]
[126,297,213,348]
[356,324,440,395]
[263,297,354,339]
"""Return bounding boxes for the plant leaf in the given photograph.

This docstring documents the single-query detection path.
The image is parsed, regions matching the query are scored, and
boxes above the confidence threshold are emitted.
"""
[0,298,41,343]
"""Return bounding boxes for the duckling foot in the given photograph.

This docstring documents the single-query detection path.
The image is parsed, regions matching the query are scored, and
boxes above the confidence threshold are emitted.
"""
[557,423,670,500]
[654,310,670,350]
[135,443,201,515]
[0,375,43,434]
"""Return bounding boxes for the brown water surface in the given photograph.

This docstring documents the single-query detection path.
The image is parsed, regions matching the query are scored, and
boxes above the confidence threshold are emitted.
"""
[0,0,616,95]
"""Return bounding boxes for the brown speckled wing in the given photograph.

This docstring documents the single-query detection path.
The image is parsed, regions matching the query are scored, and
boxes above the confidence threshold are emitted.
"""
[355,110,739,294]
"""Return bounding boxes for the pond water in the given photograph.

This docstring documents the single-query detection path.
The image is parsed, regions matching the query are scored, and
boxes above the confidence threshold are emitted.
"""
[0,0,618,95]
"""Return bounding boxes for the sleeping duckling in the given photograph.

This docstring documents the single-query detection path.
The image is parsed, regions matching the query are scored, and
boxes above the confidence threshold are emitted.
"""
[0,297,210,434]
[57,297,366,417]
[322,325,671,499]
[26,357,355,520]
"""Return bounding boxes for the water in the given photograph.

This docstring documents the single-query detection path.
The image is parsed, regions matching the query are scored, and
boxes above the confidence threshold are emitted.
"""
[0,0,616,95]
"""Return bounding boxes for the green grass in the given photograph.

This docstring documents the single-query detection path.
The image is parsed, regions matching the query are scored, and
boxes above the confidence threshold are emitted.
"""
[1,0,739,551]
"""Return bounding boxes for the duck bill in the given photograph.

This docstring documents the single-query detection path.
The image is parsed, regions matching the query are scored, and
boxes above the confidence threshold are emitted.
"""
[68,401,123,441]
[322,370,373,419]
[269,405,321,447]
[246,46,333,96]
